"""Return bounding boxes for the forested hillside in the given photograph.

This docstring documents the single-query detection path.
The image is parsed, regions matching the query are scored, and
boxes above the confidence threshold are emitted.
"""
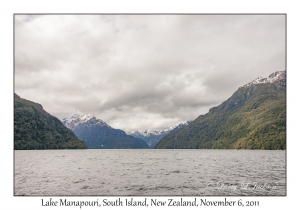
[14,94,87,149]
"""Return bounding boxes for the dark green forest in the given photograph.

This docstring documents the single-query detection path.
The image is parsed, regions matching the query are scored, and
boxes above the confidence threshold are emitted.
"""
[155,81,286,150]
[14,94,86,149]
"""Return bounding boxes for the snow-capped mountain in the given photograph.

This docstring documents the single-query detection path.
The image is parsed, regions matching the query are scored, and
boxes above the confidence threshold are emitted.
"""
[127,121,191,148]
[128,121,190,137]
[62,114,110,130]
[243,70,286,88]
[62,114,149,149]
[128,130,168,138]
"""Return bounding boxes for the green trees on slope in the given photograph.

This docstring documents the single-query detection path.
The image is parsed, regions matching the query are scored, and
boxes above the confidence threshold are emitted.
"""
[14,94,86,149]
[155,82,286,150]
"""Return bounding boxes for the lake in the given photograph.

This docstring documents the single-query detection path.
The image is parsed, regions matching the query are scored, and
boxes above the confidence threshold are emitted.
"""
[14,149,286,196]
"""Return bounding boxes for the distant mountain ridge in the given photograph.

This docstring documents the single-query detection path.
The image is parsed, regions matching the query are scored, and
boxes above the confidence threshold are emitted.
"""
[155,70,286,150]
[62,114,149,149]
[14,94,87,149]
[127,121,190,147]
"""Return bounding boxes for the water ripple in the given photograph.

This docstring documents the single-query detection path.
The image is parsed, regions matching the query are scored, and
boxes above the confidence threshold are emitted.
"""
[14,149,286,196]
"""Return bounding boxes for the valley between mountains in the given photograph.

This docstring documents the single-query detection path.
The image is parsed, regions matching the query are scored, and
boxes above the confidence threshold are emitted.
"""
[14,70,286,150]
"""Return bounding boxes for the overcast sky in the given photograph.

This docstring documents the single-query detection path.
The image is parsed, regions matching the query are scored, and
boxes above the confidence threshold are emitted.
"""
[14,14,285,132]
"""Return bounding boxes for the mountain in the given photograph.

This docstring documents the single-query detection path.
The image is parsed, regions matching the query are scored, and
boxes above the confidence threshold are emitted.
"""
[155,70,286,150]
[62,114,149,149]
[14,94,87,149]
[127,121,190,148]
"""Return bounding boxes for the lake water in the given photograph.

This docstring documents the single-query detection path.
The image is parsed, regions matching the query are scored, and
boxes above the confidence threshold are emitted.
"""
[14,149,286,196]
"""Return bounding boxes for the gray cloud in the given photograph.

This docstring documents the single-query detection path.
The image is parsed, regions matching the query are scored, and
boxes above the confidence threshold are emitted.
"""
[14,15,285,131]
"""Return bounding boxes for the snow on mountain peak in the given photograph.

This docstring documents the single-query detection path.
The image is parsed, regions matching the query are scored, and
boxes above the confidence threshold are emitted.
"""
[62,114,110,129]
[127,121,191,137]
[243,71,286,88]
